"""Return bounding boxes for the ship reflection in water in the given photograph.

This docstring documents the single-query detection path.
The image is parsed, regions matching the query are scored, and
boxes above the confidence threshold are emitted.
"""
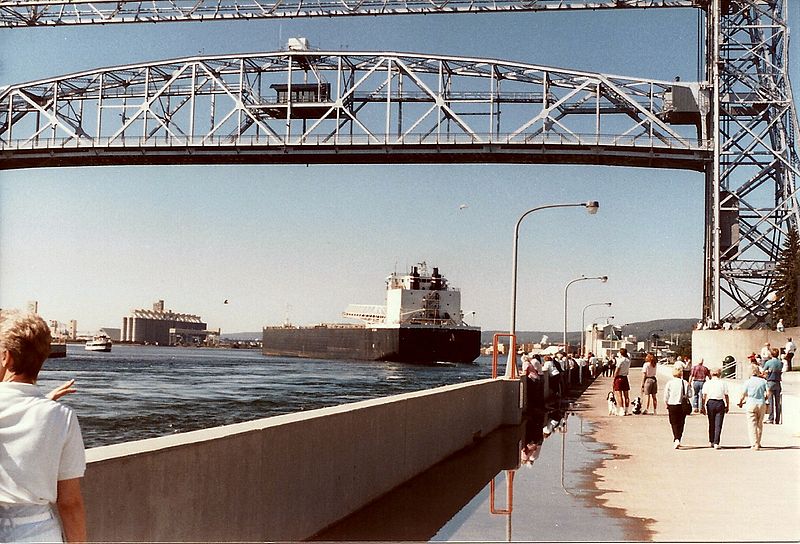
[313,408,646,542]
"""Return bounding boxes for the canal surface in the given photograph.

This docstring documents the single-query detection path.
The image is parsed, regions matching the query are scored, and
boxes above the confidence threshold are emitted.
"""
[40,344,492,447]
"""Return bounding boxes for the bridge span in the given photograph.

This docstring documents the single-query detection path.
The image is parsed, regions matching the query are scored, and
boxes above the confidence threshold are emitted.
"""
[0,0,698,27]
[0,51,708,171]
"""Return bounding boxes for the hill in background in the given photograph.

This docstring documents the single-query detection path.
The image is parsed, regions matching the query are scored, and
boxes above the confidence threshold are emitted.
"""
[480,318,698,345]
[223,318,698,344]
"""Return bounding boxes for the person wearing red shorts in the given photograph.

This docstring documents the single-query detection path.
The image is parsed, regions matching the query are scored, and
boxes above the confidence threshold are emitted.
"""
[613,348,632,416]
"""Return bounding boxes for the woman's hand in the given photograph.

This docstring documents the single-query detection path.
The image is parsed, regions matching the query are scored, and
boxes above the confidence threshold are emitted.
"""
[47,379,77,401]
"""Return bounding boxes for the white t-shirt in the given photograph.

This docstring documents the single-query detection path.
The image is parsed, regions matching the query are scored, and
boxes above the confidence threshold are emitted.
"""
[701,378,729,400]
[615,356,631,376]
[0,383,86,505]
[663,377,690,406]
[642,364,657,378]
[786,341,797,354]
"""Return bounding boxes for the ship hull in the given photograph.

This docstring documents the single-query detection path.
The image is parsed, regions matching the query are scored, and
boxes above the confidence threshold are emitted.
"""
[262,326,480,364]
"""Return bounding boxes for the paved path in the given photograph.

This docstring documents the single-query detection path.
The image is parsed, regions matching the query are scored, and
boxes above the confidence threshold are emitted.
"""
[574,368,800,541]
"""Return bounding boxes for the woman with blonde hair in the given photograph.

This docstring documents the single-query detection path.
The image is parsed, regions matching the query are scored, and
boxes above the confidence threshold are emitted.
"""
[640,353,658,415]
[663,365,691,449]
[0,310,87,542]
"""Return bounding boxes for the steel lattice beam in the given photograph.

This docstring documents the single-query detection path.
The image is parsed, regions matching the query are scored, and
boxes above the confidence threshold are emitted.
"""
[0,0,697,27]
[0,52,709,170]
[702,0,800,328]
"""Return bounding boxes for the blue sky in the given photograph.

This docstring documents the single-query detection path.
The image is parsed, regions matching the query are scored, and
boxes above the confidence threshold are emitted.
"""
[1,7,797,334]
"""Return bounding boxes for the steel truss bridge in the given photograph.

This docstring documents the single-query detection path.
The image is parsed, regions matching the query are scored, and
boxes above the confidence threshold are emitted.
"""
[1,0,798,328]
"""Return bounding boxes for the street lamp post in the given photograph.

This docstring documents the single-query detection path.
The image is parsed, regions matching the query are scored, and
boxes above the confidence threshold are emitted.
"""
[507,201,600,378]
[581,302,612,355]
[563,275,608,355]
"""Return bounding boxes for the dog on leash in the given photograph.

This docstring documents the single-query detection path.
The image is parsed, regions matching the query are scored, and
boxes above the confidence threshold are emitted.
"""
[607,392,617,415]
[631,396,642,415]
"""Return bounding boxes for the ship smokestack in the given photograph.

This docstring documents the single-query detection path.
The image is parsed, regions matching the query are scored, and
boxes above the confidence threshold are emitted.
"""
[411,266,420,290]
[431,267,441,290]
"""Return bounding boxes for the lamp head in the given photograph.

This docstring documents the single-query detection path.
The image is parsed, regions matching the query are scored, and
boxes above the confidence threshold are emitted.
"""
[584,201,600,214]
[600,276,608,283]
[605,302,612,307]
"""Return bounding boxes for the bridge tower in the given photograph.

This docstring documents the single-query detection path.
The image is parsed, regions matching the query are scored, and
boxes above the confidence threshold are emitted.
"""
[703,0,799,328]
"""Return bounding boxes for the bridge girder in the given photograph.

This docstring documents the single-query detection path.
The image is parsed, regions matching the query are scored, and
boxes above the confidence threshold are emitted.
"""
[0,52,708,170]
[703,0,799,328]
[0,0,698,27]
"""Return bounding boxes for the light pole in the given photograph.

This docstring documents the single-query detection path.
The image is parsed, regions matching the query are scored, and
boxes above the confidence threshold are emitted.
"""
[581,302,612,355]
[563,275,608,355]
[507,201,600,378]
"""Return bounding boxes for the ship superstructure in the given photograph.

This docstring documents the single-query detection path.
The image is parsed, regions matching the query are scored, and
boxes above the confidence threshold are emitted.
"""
[263,263,480,363]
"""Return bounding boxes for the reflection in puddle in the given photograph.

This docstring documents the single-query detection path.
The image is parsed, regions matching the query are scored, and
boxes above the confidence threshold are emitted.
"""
[312,406,644,542]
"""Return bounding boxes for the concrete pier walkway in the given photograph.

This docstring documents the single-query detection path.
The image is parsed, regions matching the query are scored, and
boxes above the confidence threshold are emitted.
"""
[574,368,800,541]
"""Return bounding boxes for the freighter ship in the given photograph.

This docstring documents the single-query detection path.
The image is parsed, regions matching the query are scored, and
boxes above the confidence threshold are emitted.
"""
[262,263,480,363]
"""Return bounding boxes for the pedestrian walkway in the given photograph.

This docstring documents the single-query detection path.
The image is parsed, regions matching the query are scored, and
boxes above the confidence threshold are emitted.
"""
[574,370,800,541]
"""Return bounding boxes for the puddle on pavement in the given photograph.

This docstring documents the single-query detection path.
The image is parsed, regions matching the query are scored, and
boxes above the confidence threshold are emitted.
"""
[311,404,647,542]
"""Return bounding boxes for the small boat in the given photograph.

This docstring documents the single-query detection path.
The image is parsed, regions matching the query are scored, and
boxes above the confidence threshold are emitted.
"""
[85,334,112,352]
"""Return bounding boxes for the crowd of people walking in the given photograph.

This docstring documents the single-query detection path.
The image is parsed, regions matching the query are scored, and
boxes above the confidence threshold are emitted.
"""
[518,338,791,452]
[607,346,789,451]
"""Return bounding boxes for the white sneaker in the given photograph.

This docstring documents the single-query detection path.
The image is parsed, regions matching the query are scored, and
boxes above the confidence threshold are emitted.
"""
[714,444,721,450]
[642,410,648,415]
[673,439,680,449]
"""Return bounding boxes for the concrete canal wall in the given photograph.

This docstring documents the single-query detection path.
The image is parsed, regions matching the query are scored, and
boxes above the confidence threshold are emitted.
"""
[82,377,523,542]
[692,326,800,377]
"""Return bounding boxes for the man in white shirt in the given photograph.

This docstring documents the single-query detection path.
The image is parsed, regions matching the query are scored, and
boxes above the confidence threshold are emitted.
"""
[0,310,87,543]
[785,337,796,372]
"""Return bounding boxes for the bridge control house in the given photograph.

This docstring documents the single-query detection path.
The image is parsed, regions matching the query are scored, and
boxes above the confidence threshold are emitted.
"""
[121,300,218,346]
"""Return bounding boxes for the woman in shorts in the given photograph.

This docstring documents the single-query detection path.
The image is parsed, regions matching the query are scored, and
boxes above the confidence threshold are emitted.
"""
[612,348,632,416]
[640,353,658,415]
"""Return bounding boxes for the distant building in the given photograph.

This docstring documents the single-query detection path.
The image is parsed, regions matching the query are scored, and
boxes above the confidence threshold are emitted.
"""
[121,300,214,346]
[100,328,121,341]
[69,320,78,340]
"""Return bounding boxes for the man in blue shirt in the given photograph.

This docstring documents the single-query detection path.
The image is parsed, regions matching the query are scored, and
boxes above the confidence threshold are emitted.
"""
[762,348,782,424]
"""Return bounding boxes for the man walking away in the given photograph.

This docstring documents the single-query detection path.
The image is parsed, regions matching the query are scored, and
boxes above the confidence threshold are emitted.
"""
[762,348,782,424]
[785,337,796,372]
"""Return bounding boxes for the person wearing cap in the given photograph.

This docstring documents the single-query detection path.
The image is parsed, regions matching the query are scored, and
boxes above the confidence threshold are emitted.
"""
[0,310,87,542]
[738,363,770,450]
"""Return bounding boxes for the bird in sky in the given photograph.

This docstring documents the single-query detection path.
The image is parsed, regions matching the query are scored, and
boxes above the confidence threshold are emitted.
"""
[458,203,469,210]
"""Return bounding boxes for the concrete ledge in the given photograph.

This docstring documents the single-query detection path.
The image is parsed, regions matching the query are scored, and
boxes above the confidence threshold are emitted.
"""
[83,377,523,542]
